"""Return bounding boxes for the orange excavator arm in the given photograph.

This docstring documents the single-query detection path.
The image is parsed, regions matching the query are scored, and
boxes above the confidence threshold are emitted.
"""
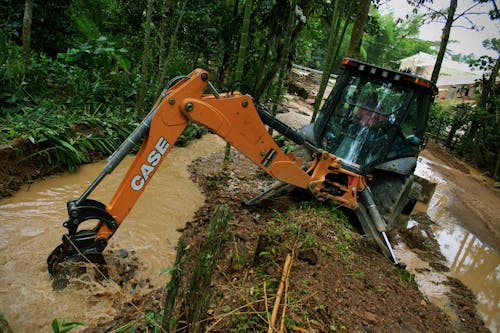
[47,68,369,276]
[101,69,312,241]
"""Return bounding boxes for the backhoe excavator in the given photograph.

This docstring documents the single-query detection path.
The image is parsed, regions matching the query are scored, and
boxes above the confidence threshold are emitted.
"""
[48,59,437,280]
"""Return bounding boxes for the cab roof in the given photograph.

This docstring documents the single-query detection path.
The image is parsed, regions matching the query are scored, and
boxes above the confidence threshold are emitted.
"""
[341,58,438,96]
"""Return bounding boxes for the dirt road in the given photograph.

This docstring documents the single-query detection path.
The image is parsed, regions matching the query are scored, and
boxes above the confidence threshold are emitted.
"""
[421,141,500,252]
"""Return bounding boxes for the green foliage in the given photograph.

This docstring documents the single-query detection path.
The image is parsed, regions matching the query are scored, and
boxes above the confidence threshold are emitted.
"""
[231,313,262,332]
[58,36,131,71]
[0,33,141,172]
[5,0,495,182]
[51,319,84,333]
[175,122,206,147]
[363,10,435,69]
[1,1,73,56]
[109,310,163,333]
[427,100,454,141]
[1,103,137,171]
[295,12,326,68]
[263,202,352,262]
[394,266,416,284]
[273,134,296,154]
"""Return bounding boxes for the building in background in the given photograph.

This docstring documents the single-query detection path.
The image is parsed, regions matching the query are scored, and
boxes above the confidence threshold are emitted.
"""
[399,52,482,101]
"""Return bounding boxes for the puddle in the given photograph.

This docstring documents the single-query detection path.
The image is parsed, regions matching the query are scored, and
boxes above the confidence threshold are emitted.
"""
[0,134,225,333]
[434,221,500,331]
[399,156,500,332]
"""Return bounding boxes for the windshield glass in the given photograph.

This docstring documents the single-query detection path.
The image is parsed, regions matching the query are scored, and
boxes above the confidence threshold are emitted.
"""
[319,76,412,170]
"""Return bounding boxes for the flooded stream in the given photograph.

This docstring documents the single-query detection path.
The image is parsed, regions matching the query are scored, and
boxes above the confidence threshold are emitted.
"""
[0,134,225,333]
[397,156,500,332]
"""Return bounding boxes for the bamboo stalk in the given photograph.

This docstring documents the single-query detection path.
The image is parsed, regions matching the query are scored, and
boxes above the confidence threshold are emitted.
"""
[162,237,188,331]
[264,280,270,326]
[268,253,292,333]
[186,205,230,333]
[279,272,290,333]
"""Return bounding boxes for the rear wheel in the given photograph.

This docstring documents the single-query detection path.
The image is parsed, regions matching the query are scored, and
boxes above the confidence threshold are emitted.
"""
[369,171,415,230]
[402,182,422,215]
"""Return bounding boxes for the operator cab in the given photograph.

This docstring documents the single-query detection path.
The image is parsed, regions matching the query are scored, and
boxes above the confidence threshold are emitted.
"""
[312,58,437,174]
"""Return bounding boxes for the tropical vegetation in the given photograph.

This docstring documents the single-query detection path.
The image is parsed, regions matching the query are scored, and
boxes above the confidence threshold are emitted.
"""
[1,0,498,189]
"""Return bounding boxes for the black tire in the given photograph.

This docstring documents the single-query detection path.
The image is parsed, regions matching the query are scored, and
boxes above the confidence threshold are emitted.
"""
[369,171,414,229]
[402,182,422,215]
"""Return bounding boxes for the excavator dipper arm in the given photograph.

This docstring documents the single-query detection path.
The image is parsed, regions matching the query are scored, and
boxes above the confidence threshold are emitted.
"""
[102,71,312,241]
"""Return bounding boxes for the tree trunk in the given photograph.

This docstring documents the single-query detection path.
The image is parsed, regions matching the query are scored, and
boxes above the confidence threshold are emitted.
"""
[22,0,33,65]
[223,0,253,172]
[430,0,457,84]
[347,0,371,59]
[234,0,253,83]
[311,3,342,122]
[158,0,188,92]
[269,0,297,131]
[136,0,154,117]
[217,0,240,83]
[251,2,313,100]
[494,151,500,181]
[486,54,500,115]
[158,0,176,82]
[311,1,342,122]
[445,104,470,148]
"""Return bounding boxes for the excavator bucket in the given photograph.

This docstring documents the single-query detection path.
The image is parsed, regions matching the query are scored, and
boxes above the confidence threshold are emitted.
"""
[48,232,108,290]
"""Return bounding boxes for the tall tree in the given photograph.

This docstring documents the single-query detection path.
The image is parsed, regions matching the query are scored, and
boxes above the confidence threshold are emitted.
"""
[22,0,33,65]
[363,10,434,68]
[158,0,176,83]
[217,0,240,83]
[136,0,155,117]
[269,0,298,130]
[223,0,253,171]
[234,0,253,83]
[347,0,371,59]
[158,0,188,91]
[311,1,356,122]
[251,0,314,99]
[408,0,496,82]
[430,0,457,83]
[474,39,499,180]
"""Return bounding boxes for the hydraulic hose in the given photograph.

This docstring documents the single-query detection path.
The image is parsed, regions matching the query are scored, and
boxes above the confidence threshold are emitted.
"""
[77,75,190,204]
[255,104,320,154]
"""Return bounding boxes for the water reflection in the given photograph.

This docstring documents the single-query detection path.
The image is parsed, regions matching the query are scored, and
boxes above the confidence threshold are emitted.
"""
[433,222,500,332]
[414,156,500,332]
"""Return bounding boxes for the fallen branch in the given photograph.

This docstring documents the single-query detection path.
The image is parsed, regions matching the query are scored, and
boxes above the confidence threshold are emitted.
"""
[268,253,293,333]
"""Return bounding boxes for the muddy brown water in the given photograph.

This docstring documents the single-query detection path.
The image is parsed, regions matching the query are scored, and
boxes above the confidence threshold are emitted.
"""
[397,156,500,333]
[0,134,225,333]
